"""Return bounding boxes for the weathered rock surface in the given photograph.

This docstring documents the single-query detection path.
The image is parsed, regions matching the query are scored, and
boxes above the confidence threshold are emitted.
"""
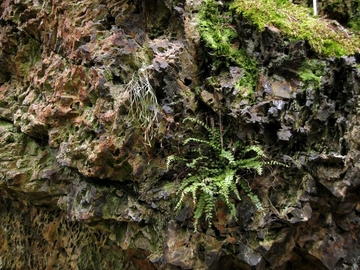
[1,0,360,269]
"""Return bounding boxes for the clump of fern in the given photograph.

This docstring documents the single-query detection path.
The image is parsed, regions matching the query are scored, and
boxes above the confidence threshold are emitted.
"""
[167,118,280,231]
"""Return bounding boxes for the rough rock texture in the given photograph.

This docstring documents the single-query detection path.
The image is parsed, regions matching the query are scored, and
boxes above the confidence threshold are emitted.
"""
[0,0,360,269]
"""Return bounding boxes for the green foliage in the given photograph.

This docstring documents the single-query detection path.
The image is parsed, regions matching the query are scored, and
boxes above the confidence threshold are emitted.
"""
[275,0,289,5]
[298,59,326,89]
[167,118,283,231]
[349,14,360,32]
[198,0,258,94]
[126,70,159,146]
[230,0,360,57]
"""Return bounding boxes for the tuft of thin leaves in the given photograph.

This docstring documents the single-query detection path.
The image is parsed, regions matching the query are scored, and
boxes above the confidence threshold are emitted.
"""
[126,70,159,146]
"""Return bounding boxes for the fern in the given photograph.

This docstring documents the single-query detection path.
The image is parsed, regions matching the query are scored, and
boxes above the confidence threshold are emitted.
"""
[166,155,186,170]
[169,117,284,231]
[166,155,176,170]
[220,149,236,165]
[238,178,263,210]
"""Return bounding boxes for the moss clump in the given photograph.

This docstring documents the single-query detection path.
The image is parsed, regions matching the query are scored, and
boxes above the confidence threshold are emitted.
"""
[198,0,258,93]
[298,59,326,89]
[230,0,360,57]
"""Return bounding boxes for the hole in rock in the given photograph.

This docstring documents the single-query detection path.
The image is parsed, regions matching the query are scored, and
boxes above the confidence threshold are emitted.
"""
[112,74,123,85]
[107,16,115,23]
[184,77,192,86]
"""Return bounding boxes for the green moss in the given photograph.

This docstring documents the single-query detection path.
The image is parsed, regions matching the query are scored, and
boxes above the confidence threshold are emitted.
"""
[198,0,258,93]
[0,120,13,128]
[298,59,326,89]
[198,1,236,62]
[15,39,41,77]
[103,69,113,81]
[230,0,360,57]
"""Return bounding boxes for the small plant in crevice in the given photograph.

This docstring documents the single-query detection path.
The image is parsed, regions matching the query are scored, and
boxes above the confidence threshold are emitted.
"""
[298,59,326,90]
[198,0,258,95]
[167,117,283,231]
[125,69,160,146]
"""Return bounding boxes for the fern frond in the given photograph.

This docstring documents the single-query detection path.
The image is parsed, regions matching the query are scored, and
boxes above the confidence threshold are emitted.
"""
[220,149,236,165]
[266,160,289,167]
[247,161,264,175]
[186,156,207,169]
[228,203,237,218]
[204,193,215,223]
[223,168,235,188]
[194,193,207,230]
[175,192,186,211]
[175,178,198,211]
[243,145,266,157]
[183,117,222,150]
[166,155,186,170]
[199,178,216,197]
[184,137,212,146]
[238,179,263,210]
[236,158,265,175]
[231,181,241,201]
[183,117,213,134]
[178,175,198,193]
[175,178,202,211]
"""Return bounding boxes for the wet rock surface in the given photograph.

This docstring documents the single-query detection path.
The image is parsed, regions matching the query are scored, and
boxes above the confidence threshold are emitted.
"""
[1,0,360,269]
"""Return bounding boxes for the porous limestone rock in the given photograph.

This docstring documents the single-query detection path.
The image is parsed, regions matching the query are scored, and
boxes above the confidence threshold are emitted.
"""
[1,0,360,269]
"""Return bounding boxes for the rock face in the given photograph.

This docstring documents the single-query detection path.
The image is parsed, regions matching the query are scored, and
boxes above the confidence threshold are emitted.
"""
[0,0,360,269]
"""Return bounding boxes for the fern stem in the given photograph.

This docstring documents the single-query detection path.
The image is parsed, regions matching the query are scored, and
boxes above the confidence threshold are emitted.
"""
[219,111,224,150]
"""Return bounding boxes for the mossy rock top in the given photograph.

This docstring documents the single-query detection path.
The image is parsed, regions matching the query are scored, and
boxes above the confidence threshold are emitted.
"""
[230,0,360,57]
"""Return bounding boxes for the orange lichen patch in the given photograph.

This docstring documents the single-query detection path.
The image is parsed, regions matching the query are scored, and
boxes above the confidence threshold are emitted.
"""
[226,235,236,244]
[98,135,118,152]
